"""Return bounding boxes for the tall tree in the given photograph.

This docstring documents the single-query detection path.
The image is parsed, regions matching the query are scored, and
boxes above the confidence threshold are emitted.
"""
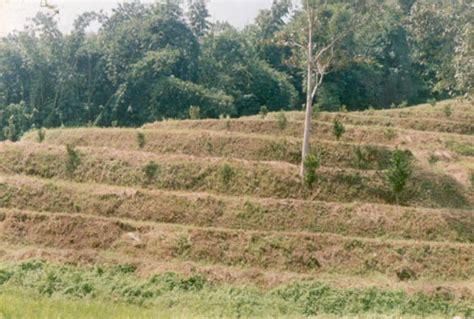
[187,0,211,37]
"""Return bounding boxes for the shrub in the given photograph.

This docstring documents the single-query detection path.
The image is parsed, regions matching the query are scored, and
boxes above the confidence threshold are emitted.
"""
[136,131,145,149]
[383,127,397,140]
[303,152,321,188]
[219,164,235,186]
[37,128,46,143]
[428,153,440,165]
[353,146,369,169]
[4,116,17,141]
[443,105,452,117]
[428,98,436,107]
[398,100,408,108]
[332,118,345,140]
[259,105,269,119]
[385,149,412,203]
[276,110,288,131]
[65,144,81,174]
[339,105,348,113]
[143,161,160,185]
[312,104,321,119]
[188,106,201,119]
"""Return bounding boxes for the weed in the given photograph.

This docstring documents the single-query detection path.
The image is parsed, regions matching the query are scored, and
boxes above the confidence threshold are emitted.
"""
[219,163,235,186]
[189,106,200,119]
[428,153,440,165]
[445,141,474,156]
[385,149,412,203]
[37,128,46,143]
[383,127,397,140]
[443,104,452,117]
[303,152,321,188]
[428,98,437,107]
[259,105,269,119]
[65,144,81,174]
[312,104,321,119]
[143,161,160,185]
[175,235,192,256]
[136,131,145,149]
[276,110,288,131]
[398,100,408,108]
[352,146,369,169]
[339,105,348,113]
[332,118,345,140]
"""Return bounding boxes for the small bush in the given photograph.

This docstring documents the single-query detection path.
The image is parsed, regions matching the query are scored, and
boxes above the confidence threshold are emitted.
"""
[353,146,369,169]
[303,152,321,188]
[276,110,288,131]
[385,149,412,203]
[143,161,160,185]
[259,105,269,119]
[398,100,408,108]
[339,105,348,113]
[383,127,397,140]
[189,106,200,119]
[332,118,345,140]
[312,104,321,119]
[428,153,440,165]
[219,164,235,186]
[136,131,145,149]
[428,98,436,107]
[37,128,46,143]
[65,144,81,174]
[443,104,452,117]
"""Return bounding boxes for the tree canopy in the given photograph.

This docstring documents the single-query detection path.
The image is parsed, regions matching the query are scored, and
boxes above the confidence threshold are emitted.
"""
[0,0,471,141]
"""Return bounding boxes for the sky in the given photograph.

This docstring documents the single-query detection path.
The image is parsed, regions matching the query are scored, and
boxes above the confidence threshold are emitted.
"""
[0,0,275,37]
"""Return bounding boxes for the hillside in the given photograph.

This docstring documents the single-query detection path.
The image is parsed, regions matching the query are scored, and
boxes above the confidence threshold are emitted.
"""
[1,99,473,317]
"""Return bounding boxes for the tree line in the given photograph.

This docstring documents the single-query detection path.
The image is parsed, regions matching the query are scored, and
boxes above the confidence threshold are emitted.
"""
[0,0,472,141]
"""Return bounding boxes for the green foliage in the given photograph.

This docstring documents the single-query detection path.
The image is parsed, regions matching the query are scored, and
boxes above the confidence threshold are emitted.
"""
[4,116,17,142]
[385,149,412,203]
[37,128,46,143]
[136,131,145,149]
[383,127,397,140]
[352,146,369,169]
[219,163,235,186]
[445,141,474,156]
[443,104,452,118]
[276,110,287,131]
[65,144,81,174]
[188,105,200,119]
[332,118,345,141]
[143,161,160,185]
[303,153,321,188]
[259,105,269,119]
[428,98,437,107]
[428,153,440,165]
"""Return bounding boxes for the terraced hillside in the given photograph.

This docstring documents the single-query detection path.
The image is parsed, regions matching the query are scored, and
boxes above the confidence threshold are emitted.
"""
[1,99,473,317]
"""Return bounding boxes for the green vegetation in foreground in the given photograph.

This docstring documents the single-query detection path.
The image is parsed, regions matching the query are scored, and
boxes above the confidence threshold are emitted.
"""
[0,260,472,318]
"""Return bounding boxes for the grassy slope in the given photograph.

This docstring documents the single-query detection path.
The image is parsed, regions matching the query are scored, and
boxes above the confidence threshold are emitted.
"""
[1,99,473,317]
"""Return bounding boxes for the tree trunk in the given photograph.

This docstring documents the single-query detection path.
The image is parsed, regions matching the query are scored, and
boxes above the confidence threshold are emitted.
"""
[300,15,313,177]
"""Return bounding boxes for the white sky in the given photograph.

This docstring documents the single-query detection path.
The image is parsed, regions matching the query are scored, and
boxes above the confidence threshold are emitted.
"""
[0,0,275,37]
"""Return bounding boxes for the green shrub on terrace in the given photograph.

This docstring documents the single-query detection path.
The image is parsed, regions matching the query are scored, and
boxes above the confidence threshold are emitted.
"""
[428,153,440,165]
[143,161,160,185]
[352,146,370,169]
[428,98,437,107]
[303,152,321,188]
[276,110,288,131]
[65,144,81,174]
[37,128,46,143]
[136,131,146,149]
[332,118,345,141]
[443,104,452,117]
[383,127,397,140]
[219,164,235,186]
[259,105,269,119]
[385,149,412,203]
[188,106,201,119]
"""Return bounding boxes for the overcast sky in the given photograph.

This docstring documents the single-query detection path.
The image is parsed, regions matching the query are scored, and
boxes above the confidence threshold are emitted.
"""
[0,0,275,37]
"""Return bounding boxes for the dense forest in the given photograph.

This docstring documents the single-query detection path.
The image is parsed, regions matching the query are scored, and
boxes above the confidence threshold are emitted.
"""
[0,0,472,141]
